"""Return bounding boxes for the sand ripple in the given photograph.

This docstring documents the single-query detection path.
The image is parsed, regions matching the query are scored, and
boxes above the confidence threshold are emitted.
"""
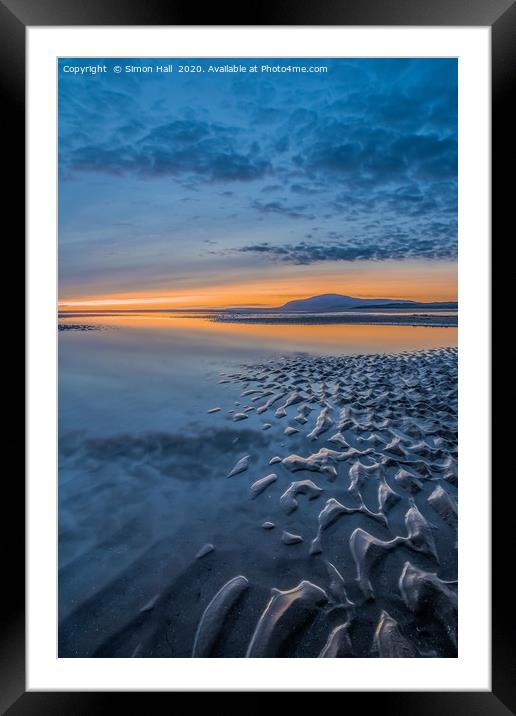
[60,347,457,658]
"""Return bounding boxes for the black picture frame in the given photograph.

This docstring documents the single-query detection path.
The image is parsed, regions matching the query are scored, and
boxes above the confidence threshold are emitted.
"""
[5,0,507,709]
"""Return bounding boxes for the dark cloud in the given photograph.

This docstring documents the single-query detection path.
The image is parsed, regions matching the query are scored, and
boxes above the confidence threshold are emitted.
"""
[238,234,456,264]
[59,57,458,275]
[66,119,271,182]
[292,122,456,186]
[261,184,283,193]
[250,200,315,220]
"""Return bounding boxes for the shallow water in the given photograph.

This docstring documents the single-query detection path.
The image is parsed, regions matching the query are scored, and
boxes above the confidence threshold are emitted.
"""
[58,314,458,658]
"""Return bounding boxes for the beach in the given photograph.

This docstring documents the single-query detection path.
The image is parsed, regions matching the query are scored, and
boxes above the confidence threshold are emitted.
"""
[58,315,457,658]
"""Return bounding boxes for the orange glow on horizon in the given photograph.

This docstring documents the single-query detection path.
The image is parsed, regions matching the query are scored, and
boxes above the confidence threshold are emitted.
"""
[59,265,457,311]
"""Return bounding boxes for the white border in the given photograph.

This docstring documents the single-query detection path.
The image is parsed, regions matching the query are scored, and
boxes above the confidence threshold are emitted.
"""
[27,26,490,691]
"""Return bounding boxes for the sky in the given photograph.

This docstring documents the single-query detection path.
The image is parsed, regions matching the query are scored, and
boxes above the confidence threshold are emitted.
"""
[58,58,457,309]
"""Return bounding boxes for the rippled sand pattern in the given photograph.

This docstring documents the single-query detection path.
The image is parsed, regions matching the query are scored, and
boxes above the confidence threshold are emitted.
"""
[59,347,457,658]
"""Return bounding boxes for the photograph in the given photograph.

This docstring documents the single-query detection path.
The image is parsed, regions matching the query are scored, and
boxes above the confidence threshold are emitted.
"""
[57,57,458,659]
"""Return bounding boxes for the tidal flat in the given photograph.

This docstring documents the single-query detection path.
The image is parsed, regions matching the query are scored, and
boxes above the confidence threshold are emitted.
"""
[58,314,457,658]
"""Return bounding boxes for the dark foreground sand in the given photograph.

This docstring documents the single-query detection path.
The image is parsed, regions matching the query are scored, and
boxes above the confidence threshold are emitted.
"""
[59,347,457,658]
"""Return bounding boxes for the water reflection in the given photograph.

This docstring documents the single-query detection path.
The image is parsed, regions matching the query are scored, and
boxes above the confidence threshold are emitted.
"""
[58,311,457,354]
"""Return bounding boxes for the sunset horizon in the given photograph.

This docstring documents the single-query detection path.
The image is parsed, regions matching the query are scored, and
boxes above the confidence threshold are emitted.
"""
[58,260,458,311]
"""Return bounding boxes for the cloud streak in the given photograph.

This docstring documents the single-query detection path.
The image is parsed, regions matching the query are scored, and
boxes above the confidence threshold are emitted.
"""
[237,235,456,265]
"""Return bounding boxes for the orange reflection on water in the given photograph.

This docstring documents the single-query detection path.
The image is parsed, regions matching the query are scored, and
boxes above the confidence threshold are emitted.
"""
[59,311,457,354]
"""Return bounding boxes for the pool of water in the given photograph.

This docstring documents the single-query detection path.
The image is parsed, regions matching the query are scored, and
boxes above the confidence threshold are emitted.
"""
[58,312,457,435]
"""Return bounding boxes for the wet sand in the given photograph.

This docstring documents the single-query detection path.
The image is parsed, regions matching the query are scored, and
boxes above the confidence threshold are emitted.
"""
[59,340,457,658]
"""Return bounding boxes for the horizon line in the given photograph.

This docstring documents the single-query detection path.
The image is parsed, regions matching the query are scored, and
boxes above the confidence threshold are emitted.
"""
[58,299,459,315]
[58,290,458,312]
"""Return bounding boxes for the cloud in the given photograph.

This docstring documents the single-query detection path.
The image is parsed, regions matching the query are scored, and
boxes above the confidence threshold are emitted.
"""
[65,119,271,182]
[58,57,458,282]
[237,234,456,264]
[250,200,315,220]
[292,122,456,186]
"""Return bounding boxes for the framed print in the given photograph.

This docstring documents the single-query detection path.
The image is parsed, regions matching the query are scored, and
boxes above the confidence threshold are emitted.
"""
[5,0,510,708]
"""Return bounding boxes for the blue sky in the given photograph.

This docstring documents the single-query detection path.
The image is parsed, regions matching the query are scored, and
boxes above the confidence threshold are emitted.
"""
[58,58,457,304]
